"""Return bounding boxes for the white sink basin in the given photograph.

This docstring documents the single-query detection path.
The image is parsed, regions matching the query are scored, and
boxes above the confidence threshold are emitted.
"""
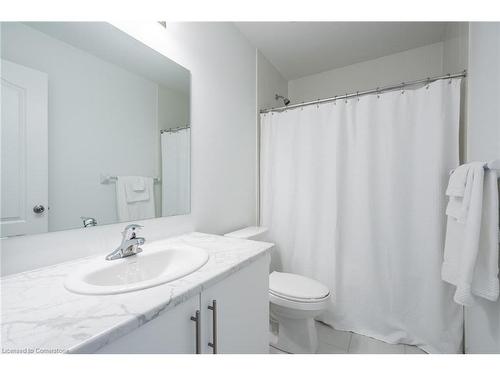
[64,242,209,295]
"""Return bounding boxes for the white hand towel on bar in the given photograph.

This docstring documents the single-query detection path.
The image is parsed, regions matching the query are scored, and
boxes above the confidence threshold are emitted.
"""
[116,176,155,222]
[124,176,150,203]
[442,163,499,305]
[445,164,474,223]
[132,177,146,192]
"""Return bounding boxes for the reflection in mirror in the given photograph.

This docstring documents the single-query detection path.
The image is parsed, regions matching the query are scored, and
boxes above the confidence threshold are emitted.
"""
[1,22,191,237]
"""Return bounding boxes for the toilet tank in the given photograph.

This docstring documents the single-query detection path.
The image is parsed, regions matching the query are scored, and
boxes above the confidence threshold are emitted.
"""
[224,226,268,241]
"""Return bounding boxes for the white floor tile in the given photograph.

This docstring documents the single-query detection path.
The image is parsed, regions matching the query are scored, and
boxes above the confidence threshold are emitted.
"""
[404,345,427,354]
[348,333,405,354]
[269,345,288,354]
[315,321,352,351]
[269,321,425,355]
[317,341,349,354]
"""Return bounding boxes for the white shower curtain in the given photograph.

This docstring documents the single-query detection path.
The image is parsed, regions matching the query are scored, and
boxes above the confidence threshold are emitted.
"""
[161,128,190,216]
[260,79,463,353]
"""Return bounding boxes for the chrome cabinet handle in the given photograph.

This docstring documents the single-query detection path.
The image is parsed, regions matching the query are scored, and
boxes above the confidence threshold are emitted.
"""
[33,205,45,214]
[207,300,217,354]
[190,310,201,354]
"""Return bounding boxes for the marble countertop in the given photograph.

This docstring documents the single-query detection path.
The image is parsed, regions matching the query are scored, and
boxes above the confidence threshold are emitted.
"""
[1,232,273,354]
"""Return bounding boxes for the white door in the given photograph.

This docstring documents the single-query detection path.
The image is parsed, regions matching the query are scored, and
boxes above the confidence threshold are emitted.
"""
[1,59,48,237]
[201,254,270,354]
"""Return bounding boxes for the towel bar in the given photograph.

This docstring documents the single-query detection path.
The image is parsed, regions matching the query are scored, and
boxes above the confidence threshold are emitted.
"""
[100,174,161,184]
[449,159,500,176]
[485,159,500,171]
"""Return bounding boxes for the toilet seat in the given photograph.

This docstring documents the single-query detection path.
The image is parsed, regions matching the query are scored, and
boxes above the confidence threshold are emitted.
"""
[269,289,330,303]
[269,272,330,301]
[269,272,330,310]
[269,290,330,311]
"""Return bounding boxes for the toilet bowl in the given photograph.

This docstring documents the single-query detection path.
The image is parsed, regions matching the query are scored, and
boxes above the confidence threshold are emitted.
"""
[269,271,330,353]
[224,227,331,354]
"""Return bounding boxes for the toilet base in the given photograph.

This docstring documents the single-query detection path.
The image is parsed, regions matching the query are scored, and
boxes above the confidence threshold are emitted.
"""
[272,315,319,354]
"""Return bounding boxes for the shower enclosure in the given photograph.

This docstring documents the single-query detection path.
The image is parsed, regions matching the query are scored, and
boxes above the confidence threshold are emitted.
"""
[260,75,464,353]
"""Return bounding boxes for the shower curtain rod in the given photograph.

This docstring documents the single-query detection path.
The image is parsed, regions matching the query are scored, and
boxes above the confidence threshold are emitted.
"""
[260,70,467,114]
[160,125,190,134]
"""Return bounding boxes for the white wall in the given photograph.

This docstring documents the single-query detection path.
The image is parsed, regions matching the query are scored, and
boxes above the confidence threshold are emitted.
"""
[288,42,444,104]
[443,22,469,162]
[257,50,288,111]
[143,22,257,235]
[466,23,500,162]
[158,85,189,131]
[443,22,469,74]
[1,22,258,275]
[2,23,160,232]
[464,22,500,354]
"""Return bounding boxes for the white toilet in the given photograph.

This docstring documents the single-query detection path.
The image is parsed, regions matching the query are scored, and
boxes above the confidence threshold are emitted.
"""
[225,226,331,354]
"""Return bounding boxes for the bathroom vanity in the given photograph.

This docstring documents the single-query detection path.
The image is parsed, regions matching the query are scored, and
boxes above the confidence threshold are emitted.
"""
[0,233,273,354]
[0,22,272,355]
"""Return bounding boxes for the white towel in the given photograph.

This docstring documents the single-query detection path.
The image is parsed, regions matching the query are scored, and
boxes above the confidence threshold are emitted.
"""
[132,177,146,192]
[446,164,469,197]
[124,176,149,203]
[442,163,499,305]
[116,176,155,222]
[446,164,474,223]
[472,171,499,301]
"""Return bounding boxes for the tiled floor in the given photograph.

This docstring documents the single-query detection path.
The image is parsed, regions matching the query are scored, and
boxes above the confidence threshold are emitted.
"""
[269,321,427,354]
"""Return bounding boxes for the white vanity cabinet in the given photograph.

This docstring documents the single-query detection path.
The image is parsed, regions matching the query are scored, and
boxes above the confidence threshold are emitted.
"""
[200,254,269,354]
[97,293,201,354]
[96,254,270,354]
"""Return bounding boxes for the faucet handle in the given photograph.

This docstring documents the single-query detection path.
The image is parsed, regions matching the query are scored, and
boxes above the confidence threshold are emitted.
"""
[124,223,143,231]
[122,224,143,239]
[81,216,97,228]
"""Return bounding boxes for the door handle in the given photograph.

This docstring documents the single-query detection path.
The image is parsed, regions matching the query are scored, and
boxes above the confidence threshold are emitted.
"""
[207,300,217,354]
[190,310,201,354]
[33,205,45,214]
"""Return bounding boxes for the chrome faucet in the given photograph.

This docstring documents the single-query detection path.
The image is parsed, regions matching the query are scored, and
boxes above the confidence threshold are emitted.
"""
[81,216,97,228]
[105,224,146,261]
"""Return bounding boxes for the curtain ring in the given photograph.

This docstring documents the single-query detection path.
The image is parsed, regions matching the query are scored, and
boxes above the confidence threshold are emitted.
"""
[356,91,359,102]
[401,82,405,95]
[448,73,452,84]
[344,93,348,104]
[316,99,320,109]
[426,78,431,89]
[301,102,304,110]
[333,95,337,105]
[376,87,380,99]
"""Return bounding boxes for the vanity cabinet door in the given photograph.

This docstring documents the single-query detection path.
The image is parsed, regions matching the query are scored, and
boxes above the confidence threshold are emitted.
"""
[200,254,270,354]
[96,294,201,354]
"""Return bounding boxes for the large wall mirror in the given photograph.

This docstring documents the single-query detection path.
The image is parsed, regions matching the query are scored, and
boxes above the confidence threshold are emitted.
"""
[1,22,191,237]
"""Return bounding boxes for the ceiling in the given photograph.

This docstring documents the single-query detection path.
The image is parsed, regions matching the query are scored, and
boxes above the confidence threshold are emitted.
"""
[26,22,190,94]
[235,22,448,80]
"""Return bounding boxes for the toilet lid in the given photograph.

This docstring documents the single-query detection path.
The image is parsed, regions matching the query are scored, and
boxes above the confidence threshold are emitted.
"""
[269,272,330,301]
